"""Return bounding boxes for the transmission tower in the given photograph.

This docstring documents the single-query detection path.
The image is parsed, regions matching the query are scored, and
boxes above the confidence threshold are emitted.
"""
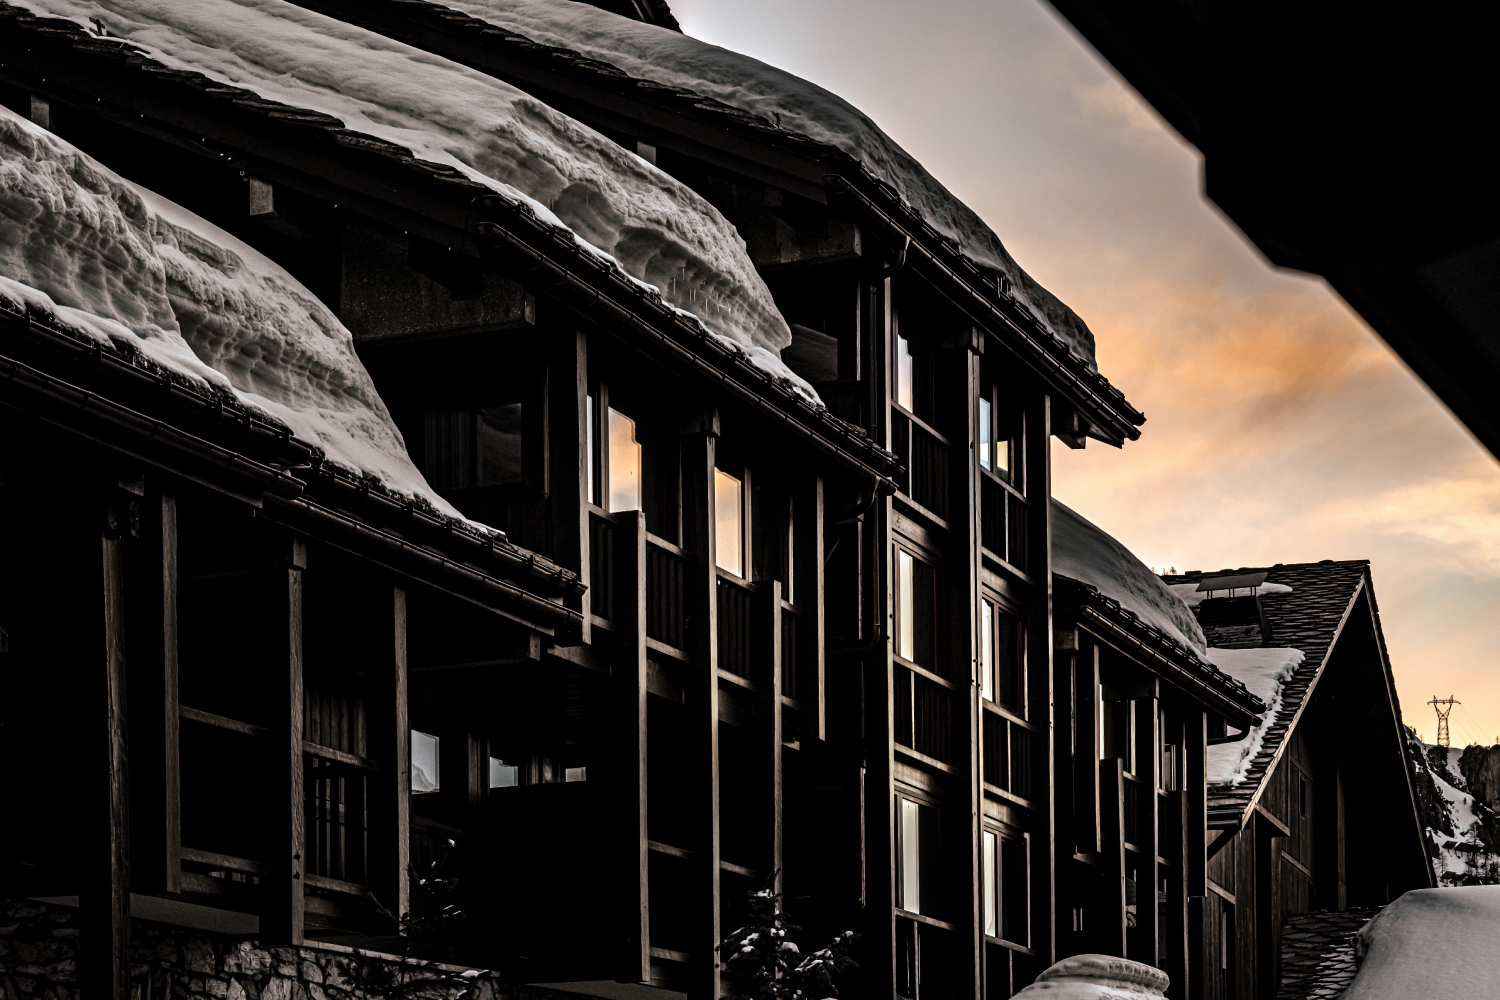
[1429,696,1461,748]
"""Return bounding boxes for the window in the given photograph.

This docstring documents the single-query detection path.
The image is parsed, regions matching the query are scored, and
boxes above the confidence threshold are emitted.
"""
[565,766,588,783]
[586,393,596,503]
[980,598,1024,713]
[980,600,995,702]
[896,333,914,410]
[412,730,440,793]
[608,407,642,512]
[1299,776,1307,817]
[898,796,939,915]
[424,404,523,491]
[978,396,992,472]
[895,549,936,669]
[488,756,518,789]
[978,386,1022,490]
[715,469,743,576]
[982,827,1030,946]
[982,829,998,936]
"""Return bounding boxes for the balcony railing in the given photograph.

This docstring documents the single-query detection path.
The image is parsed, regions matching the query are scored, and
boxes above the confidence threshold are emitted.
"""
[717,574,756,679]
[897,915,964,1000]
[983,708,1035,803]
[896,665,953,764]
[980,475,1028,573]
[892,411,951,521]
[589,511,615,623]
[646,537,688,651]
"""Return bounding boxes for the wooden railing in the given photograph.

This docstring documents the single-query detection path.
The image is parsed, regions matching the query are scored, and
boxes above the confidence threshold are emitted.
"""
[589,511,615,623]
[895,665,953,764]
[1123,774,1142,848]
[981,474,1028,573]
[897,914,963,1000]
[983,708,1036,803]
[646,536,687,650]
[892,411,951,521]
[717,574,756,679]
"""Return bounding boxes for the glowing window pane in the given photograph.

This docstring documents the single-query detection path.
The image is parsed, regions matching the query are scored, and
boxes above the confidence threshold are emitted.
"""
[981,600,995,702]
[897,551,915,661]
[715,469,743,576]
[608,407,641,512]
[901,797,921,913]
[983,830,998,937]
[585,394,595,504]
[411,730,440,794]
[564,766,588,782]
[978,396,992,471]
[488,757,518,789]
[896,335,913,410]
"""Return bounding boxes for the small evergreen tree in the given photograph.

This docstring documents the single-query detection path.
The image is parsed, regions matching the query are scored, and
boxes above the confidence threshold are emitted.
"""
[720,876,857,1000]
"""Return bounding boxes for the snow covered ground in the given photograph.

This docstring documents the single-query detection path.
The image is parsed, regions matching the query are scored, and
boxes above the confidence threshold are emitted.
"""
[1013,954,1167,999]
[1203,647,1304,784]
[12,0,816,399]
[0,105,455,513]
[419,0,1101,372]
[1340,885,1500,999]
[1052,500,1209,658]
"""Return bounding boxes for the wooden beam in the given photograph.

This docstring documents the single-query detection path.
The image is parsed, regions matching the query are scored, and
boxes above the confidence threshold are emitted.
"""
[1025,388,1056,971]
[367,584,412,931]
[767,581,785,893]
[619,510,651,983]
[262,535,307,945]
[1076,643,1102,855]
[1098,758,1127,959]
[552,330,590,643]
[806,475,826,739]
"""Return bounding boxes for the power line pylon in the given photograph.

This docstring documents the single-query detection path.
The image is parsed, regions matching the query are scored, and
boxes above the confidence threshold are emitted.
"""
[1429,696,1461,748]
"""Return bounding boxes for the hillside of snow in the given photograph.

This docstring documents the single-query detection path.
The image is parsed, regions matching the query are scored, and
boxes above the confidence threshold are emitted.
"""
[1204,647,1304,785]
[0,106,455,512]
[1341,886,1500,999]
[433,0,1101,372]
[1406,732,1500,885]
[14,0,814,399]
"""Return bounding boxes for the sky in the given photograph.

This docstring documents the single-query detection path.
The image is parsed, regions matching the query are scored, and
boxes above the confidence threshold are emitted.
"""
[675,0,1500,747]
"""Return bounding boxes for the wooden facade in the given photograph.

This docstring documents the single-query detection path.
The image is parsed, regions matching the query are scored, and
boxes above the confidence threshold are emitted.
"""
[0,5,1427,1000]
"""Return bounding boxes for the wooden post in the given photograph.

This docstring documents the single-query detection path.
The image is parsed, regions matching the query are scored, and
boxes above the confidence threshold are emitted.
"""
[1166,710,1190,998]
[767,580,785,891]
[796,475,827,739]
[619,511,651,983]
[367,584,411,931]
[1076,644,1102,855]
[262,535,307,945]
[81,485,134,1000]
[682,425,721,1000]
[1025,389,1056,970]
[1099,758,1127,958]
[553,329,591,642]
[1185,710,1208,999]
[1138,695,1161,969]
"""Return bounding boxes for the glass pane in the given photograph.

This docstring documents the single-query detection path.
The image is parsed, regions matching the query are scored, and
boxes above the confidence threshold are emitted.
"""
[896,335,913,410]
[608,407,642,512]
[983,830,998,937]
[897,551,915,661]
[997,613,1022,713]
[901,797,921,913]
[586,394,595,504]
[715,469,743,576]
[476,403,523,486]
[564,766,588,782]
[981,600,995,702]
[488,756,518,789]
[1001,835,1029,945]
[411,730,440,794]
[978,396,992,471]
[996,434,1010,481]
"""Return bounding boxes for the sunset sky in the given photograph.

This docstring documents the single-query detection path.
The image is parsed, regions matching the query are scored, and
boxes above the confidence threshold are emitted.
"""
[676,0,1500,746]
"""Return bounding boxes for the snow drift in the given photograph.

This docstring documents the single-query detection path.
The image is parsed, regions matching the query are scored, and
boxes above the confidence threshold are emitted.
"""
[1013,954,1167,999]
[1341,886,1500,999]
[0,105,455,512]
[428,0,1101,371]
[1167,580,1293,608]
[14,0,812,397]
[1052,500,1208,657]
[1204,647,1304,785]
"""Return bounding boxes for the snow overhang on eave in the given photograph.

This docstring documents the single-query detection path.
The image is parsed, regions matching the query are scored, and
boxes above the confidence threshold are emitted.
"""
[1059,582,1265,729]
[0,5,902,496]
[242,0,1147,444]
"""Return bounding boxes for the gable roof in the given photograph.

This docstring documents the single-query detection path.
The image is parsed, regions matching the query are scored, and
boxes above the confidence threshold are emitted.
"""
[1163,560,1370,826]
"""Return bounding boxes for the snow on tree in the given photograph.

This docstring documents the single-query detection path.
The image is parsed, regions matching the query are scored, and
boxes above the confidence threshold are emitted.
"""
[720,881,856,1000]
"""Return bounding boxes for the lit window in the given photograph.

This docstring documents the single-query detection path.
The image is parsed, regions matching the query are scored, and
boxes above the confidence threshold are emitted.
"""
[608,407,641,512]
[995,431,1011,482]
[896,334,913,410]
[411,730,440,794]
[565,766,588,783]
[898,551,915,661]
[586,393,596,504]
[980,600,995,702]
[488,757,518,789]
[978,396,992,471]
[899,797,937,914]
[982,829,998,936]
[715,469,743,576]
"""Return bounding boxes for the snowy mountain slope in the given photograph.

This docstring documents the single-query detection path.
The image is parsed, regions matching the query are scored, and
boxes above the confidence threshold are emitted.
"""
[1406,732,1500,885]
[423,0,1102,372]
[12,0,814,399]
[0,106,455,512]
[1203,647,1303,785]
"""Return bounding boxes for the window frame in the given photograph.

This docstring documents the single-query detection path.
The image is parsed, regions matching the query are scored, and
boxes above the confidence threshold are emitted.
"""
[894,543,941,673]
[981,823,1031,949]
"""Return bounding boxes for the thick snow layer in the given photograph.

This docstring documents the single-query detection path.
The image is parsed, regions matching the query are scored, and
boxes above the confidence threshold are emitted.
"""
[1168,581,1293,608]
[1013,954,1167,999]
[432,0,1100,372]
[0,106,458,513]
[1341,886,1500,999]
[1052,501,1208,656]
[16,0,815,400]
[1205,647,1304,785]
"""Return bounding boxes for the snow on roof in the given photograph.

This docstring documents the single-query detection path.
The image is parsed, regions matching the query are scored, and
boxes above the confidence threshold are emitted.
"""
[1167,580,1293,608]
[1052,500,1209,657]
[426,0,1101,372]
[0,105,455,513]
[1204,647,1304,785]
[16,0,814,400]
[1341,886,1500,999]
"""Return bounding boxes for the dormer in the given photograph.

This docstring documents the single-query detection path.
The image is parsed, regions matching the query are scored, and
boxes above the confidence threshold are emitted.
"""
[1193,571,1273,647]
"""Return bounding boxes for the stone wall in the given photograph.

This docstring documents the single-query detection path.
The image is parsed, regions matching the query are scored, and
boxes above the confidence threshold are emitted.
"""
[0,900,583,1000]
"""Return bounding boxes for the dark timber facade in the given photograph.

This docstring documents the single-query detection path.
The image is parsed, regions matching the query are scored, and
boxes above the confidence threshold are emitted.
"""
[0,5,1399,1000]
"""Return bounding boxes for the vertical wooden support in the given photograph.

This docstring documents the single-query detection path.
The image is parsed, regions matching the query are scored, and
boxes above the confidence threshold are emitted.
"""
[619,511,651,983]
[1185,710,1208,1000]
[1098,758,1127,958]
[767,581,785,891]
[796,475,827,739]
[161,495,181,893]
[263,535,307,945]
[1138,694,1161,968]
[368,584,411,929]
[1076,644,1102,854]
[83,486,133,1000]
[553,329,591,642]
[1166,711,1190,998]
[1025,389,1056,970]
[682,427,721,1000]
[1052,627,1077,952]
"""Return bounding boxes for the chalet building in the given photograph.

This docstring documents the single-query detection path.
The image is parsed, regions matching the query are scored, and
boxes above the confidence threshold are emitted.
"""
[1160,562,1434,1000]
[0,4,1412,1000]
